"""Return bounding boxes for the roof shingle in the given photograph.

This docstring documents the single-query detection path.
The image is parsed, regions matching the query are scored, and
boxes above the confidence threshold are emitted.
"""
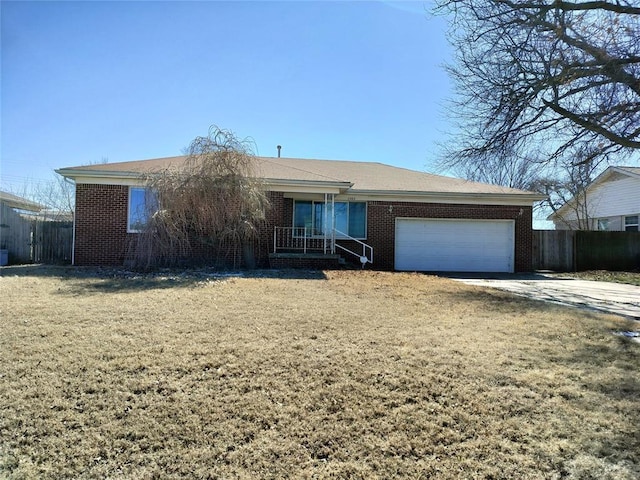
[58,155,540,196]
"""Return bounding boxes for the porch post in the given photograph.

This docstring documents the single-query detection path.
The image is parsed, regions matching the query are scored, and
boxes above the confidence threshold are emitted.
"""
[330,193,336,254]
[323,193,328,254]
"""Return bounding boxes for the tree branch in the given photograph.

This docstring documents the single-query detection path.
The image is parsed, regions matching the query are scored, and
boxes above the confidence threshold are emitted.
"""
[543,99,640,148]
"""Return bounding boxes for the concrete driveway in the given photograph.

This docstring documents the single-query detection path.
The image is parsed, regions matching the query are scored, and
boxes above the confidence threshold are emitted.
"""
[448,273,640,320]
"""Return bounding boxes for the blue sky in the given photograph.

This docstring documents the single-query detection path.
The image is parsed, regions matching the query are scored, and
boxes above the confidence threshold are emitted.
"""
[1,0,453,192]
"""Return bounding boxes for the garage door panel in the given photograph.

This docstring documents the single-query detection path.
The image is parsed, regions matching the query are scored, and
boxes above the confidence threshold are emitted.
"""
[395,218,514,273]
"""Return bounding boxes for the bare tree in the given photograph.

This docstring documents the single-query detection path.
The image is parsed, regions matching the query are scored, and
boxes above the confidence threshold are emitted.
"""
[8,174,75,220]
[37,175,75,220]
[439,146,546,190]
[530,146,603,229]
[128,126,269,270]
[435,0,640,174]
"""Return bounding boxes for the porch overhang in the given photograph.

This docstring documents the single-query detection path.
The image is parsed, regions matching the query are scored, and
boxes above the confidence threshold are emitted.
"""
[265,179,352,195]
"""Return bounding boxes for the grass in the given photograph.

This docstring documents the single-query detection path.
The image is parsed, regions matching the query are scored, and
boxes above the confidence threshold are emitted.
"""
[1,266,639,479]
[561,270,640,286]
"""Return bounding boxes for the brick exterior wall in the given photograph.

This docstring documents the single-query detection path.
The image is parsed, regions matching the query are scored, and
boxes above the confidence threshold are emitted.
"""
[360,201,533,272]
[256,192,286,268]
[268,254,341,270]
[74,184,130,265]
[74,185,285,268]
[74,185,533,271]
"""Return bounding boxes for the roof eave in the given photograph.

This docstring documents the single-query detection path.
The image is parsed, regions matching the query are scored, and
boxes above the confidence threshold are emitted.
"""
[351,189,546,203]
[56,168,354,192]
[611,166,640,180]
[264,178,352,188]
[55,168,547,203]
[1,199,44,212]
[55,168,143,180]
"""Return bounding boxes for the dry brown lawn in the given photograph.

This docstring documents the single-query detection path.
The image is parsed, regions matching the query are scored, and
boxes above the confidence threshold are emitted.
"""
[1,266,638,479]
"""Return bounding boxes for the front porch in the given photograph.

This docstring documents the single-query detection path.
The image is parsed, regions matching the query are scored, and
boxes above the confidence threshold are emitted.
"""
[268,252,344,270]
[271,226,373,269]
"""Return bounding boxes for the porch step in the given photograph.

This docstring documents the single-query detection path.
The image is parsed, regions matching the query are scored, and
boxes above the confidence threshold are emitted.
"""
[269,253,343,270]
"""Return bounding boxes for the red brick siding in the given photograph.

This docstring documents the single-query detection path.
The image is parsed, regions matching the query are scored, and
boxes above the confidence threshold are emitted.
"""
[254,192,286,268]
[74,184,130,265]
[75,185,285,268]
[268,255,341,269]
[74,185,533,271]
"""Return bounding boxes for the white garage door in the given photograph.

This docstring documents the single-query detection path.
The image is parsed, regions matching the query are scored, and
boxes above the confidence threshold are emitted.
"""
[395,218,515,273]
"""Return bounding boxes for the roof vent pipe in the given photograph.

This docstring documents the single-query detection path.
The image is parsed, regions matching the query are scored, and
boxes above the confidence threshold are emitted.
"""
[277,145,281,158]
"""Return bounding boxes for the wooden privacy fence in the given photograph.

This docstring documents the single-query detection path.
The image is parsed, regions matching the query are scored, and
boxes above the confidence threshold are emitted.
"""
[0,202,73,265]
[532,230,575,272]
[1,202,33,263]
[31,220,73,264]
[533,230,640,272]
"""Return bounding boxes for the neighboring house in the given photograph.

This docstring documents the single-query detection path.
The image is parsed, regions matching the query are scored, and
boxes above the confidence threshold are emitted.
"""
[0,190,44,213]
[548,166,640,231]
[56,156,544,273]
[0,191,45,264]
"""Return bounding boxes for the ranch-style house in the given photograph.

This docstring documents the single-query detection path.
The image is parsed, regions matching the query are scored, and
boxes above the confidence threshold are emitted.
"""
[56,156,544,272]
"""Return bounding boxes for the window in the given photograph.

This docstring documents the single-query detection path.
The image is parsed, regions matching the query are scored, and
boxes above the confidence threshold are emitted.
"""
[128,187,158,232]
[347,202,366,238]
[625,215,639,232]
[293,200,366,239]
[597,219,609,231]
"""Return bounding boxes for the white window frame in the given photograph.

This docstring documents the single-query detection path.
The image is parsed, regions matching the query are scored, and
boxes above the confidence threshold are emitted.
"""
[292,200,367,240]
[624,215,639,232]
[127,187,158,233]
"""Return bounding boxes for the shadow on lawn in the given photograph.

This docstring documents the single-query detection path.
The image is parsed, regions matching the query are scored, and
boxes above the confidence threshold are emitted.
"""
[444,284,549,312]
[439,272,574,281]
[0,264,328,294]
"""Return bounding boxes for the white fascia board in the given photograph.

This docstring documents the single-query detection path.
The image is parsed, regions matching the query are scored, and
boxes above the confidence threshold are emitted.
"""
[56,169,353,194]
[611,166,640,180]
[55,171,147,187]
[56,169,545,205]
[283,192,332,201]
[264,179,352,195]
[341,190,546,206]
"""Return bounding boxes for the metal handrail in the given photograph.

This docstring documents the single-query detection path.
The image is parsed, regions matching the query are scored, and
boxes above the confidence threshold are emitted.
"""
[273,226,373,267]
[274,226,326,254]
[332,229,373,267]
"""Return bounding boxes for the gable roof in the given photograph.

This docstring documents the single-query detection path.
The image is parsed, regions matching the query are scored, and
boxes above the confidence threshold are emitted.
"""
[56,155,544,202]
[0,190,44,212]
[615,166,640,177]
[548,165,640,219]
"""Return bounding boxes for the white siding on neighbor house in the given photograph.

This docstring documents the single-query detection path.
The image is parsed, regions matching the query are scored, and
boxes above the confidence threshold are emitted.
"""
[557,175,640,226]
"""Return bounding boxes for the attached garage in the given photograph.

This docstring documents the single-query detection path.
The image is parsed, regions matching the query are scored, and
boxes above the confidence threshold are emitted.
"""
[395,218,515,273]
[58,155,542,270]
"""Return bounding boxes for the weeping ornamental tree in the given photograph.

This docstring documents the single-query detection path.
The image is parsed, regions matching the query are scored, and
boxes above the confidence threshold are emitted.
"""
[129,126,269,269]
